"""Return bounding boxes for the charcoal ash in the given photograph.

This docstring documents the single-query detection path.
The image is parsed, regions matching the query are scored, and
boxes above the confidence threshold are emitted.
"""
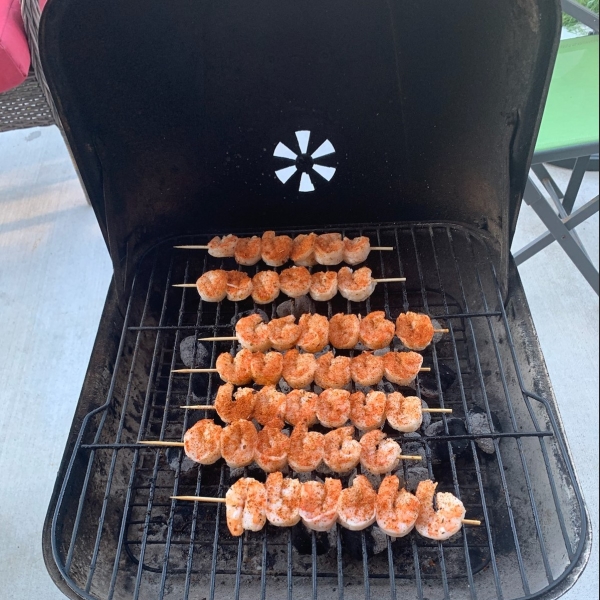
[397,465,431,493]
[278,379,292,394]
[424,418,469,463]
[467,405,501,454]
[276,295,315,319]
[340,526,387,560]
[376,380,396,395]
[418,362,457,399]
[166,447,197,473]
[292,523,331,556]
[179,336,210,368]
[231,308,269,327]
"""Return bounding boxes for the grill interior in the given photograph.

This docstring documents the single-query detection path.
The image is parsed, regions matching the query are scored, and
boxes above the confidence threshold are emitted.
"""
[50,223,587,600]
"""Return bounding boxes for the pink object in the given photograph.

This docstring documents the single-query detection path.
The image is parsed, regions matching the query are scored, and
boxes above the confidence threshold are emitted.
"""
[0,0,31,93]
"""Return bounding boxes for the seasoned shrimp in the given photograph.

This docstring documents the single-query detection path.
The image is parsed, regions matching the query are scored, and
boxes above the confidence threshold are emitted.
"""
[337,475,377,531]
[282,350,317,389]
[349,390,386,431]
[323,426,361,472]
[226,477,267,537]
[337,267,376,302]
[359,311,395,350]
[395,312,435,351]
[383,351,423,386]
[386,393,423,432]
[350,352,384,386]
[183,419,222,464]
[251,271,280,304]
[314,352,351,389]
[220,420,258,468]
[415,480,466,541]
[250,351,284,386]
[266,315,302,351]
[207,234,239,258]
[297,313,329,353]
[255,422,290,472]
[226,271,253,302]
[235,314,271,352]
[309,271,338,302]
[288,421,325,472]
[265,472,301,527]
[328,313,360,349]
[215,349,253,386]
[299,478,342,531]
[291,233,317,267]
[314,233,344,265]
[254,385,286,427]
[196,270,228,302]
[359,430,401,475]
[214,383,256,423]
[234,236,262,266]
[261,231,293,267]
[343,236,370,265]
[279,266,312,298]
[316,389,351,428]
[285,389,319,426]
[376,475,420,537]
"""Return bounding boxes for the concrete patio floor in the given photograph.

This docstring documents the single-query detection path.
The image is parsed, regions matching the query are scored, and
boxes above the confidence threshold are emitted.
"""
[0,125,597,599]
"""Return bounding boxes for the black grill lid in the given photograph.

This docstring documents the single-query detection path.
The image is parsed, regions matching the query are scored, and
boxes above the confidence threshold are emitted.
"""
[40,0,560,293]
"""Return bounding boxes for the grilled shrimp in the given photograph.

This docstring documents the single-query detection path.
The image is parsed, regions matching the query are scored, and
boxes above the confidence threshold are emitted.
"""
[234,236,262,266]
[251,271,280,304]
[376,475,420,537]
[282,350,317,389]
[215,349,254,385]
[359,311,395,350]
[316,389,351,428]
[323,426,361,472]
[279,266,312,298]
[314,352,351,389]
[285,389,319,426]
[265,472,301,527]
[207,234,238,258]
[386,393,423,432]
[314,233,344,265]
[309,271,338,302]
[261,231,293,267]
[328,313,360,349]
[298,313,329,353]
[250,351,284,385]
[395,312,435,351]
[254,385,287,427]
[291,233,317,267]
[349,390,386,431]
[350,352,384,386]
[255,422,290,472]
[382,351,423,386]
[337,475,377,531]
[299,478,342,531]
[220,420,258,468]
[337,267,376,302]
[359,430,401,475]
[226,477,267,537]
[226,271,253,302]
[343,236,370,265]
[196,270,228,303]
[288,421,325,472]
[214,383,256,423]
[183,419,222,464]
[415,480,466,541]
[236,313,271,352]
[266,315,302,351]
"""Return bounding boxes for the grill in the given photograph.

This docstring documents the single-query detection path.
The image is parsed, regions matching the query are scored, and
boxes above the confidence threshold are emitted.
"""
[38,0,591,598]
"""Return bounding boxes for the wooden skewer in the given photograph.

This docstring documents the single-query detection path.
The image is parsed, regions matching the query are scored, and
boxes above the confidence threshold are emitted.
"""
[171,367,432,374]
[177,405,453,414]
[174,245,395,251]
[199,329,447,342]
[422,408,453,413]
[461,519,482,526]
[173,277,406,289]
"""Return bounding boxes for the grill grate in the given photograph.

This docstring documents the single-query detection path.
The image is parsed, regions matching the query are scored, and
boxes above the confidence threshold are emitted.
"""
[50,223,587,600]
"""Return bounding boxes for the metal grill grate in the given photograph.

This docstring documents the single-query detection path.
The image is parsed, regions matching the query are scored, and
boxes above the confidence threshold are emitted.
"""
[50,223,587,600]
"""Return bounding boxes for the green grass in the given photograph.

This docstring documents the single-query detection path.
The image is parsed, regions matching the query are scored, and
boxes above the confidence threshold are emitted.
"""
[563,0,599,34]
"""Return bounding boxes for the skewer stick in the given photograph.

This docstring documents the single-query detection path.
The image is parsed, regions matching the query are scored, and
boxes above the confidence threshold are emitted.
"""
[398,456,422,461]
[198,330,448,342]
[461,519,482,526]
[173,245,395,251]
[171,367,432,374]
[421,408,453,413]
[174,278,406,288]
[179,405,217,409]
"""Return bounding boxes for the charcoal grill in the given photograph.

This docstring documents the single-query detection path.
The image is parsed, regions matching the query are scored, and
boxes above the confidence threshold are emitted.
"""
[39,1,591,599]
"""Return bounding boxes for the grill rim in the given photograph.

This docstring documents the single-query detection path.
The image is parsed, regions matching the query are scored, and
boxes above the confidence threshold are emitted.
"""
[42,221,591,600]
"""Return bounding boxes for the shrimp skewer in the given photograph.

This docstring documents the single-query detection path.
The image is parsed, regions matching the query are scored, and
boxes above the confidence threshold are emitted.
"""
[265,472,301,527]
[376,475,420,537]
[261,231,293,267]
[225,477,267,536]
[300,478,342,531]
[220,420,258,468]
[288,421,325,473]
[328,313,360,350]
[183,419,222,464]
[323,426,361,472]
[337,475,377,531]
[415,480,466,541]
[255,421,290,472]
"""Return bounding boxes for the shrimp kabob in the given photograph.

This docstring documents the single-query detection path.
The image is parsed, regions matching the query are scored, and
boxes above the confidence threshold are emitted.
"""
[175,231,394,267]
[174,266,405,304]
[200,311,448,353]
[169,473,480,539]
